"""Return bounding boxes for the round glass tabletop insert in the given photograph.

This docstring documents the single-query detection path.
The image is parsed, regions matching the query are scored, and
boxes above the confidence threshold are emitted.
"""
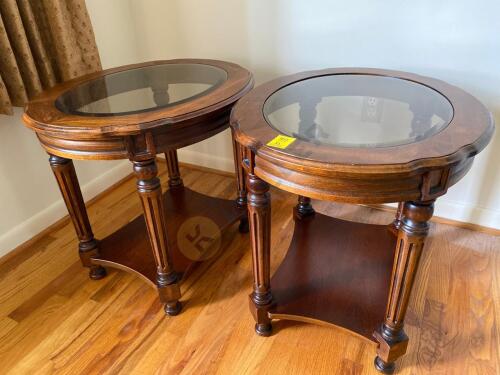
[263,74,454,148]
[56,63,228,116]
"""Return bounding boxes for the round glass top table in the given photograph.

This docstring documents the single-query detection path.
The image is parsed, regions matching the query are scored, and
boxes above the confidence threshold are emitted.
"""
[263,74,454,148]
[230,68,494,374]
[55,63,228,116]
[23,59,253,316]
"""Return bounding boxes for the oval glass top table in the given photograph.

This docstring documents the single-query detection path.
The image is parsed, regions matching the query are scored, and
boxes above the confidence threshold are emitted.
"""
[23,59,253,316]
[230,68,494,374]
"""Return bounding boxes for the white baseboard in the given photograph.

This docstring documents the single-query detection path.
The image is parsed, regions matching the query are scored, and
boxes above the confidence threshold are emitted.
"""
[2,152,497,258]
[174,151,500,230]
[176,148,235,173]
[0,160,131,257]
[432,199,499,230]
[384,201,499,229]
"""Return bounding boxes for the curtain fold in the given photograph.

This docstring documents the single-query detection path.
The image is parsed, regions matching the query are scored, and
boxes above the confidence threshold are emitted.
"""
[0,0,101,115]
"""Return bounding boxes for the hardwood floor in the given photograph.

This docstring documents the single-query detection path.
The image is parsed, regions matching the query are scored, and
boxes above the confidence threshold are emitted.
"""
[0,163,498,375]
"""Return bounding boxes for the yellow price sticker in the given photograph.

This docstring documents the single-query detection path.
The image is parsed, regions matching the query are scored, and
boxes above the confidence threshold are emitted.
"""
[266,135,296,149]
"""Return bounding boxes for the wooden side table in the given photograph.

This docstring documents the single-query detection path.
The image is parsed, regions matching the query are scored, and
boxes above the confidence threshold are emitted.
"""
[23,59,253,315]
[230,68,494,373]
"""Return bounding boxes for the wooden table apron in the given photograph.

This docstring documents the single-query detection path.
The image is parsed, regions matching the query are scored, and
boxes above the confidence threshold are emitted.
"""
[230,68,494,374]
[22,59,254,316]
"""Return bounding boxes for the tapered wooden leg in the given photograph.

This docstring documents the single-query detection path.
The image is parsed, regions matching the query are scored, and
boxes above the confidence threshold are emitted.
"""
[374,200,434,373]
[164,149,183,188]
[232,130,248,233]
[295,196,315,219]
[133,158,181,315]
[247,172,273,336]
[48,155,106,280]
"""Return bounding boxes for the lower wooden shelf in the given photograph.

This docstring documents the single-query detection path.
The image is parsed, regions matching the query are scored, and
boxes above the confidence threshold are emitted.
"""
[269,212,397,342]
[93,186,245,287]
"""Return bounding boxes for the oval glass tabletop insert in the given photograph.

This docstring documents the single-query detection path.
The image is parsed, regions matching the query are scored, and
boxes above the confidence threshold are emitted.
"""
[263,74,454,148]
[55,63,228,116]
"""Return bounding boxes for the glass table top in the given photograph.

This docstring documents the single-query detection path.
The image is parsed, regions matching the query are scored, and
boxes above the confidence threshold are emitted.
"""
[56,63,228,116]
[263,74,454,148]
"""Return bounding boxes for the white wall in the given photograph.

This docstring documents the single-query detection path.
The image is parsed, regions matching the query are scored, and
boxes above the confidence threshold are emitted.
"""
[0,0,141,255]
[1,1,498,256]
[129,0,500,229]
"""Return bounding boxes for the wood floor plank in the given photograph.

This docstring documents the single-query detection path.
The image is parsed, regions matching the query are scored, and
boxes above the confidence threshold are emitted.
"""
[0,165,498,375]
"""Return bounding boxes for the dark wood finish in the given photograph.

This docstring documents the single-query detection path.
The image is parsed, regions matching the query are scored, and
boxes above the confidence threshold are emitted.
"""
[232,127,249,233]
[246,161,273,336]
[374,200,434,374]
[295,196,315,219]
[93,185,245,287]
[164,149,183,188]
[48,155,106,280]
[133,159,181,315]
[23,59,253,314]
[232,68,493,204]
[2,167,500,374]
[24,60,253,138]
[231,68,494,373]
[232,128,247,208]
[269,212,396,340]
[24,60,253,162]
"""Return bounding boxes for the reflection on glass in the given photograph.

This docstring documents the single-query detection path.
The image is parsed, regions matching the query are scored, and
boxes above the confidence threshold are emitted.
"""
[263,75,454,148]
[56,63,228,116]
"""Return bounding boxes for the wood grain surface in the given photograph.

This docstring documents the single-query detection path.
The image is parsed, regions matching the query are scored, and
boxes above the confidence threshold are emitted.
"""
[269,213,397,341]
[231,67,494,169]
[0,164,498,375]
[230,68,494,207]
[24,59,253,134]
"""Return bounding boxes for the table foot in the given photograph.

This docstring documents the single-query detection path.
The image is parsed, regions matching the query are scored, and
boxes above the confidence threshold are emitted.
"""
[255,322,272,337]
[164,300,182,316]
[89,265,107,280]
[374,356,395,374]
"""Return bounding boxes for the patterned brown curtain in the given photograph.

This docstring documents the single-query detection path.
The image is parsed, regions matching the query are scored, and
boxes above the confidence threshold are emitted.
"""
[0,0,101,115]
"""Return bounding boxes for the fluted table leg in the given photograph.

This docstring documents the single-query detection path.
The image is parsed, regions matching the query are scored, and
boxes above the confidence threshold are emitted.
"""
[374,200,434,373]
[247,172,273,336]
[48,155,106,280]
[133,158,181,315]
